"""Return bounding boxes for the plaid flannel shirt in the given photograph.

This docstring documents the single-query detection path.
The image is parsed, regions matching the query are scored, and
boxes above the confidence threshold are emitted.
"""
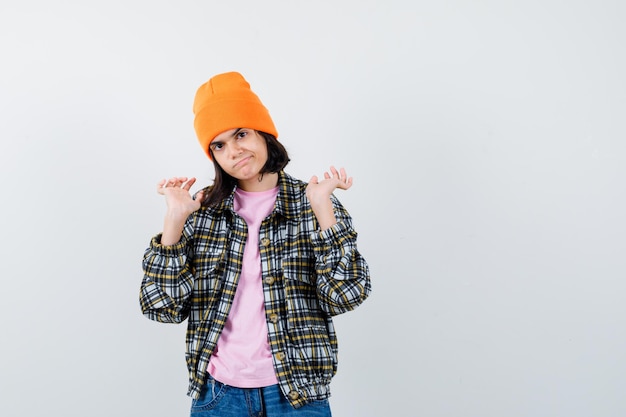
[140,171,371,408]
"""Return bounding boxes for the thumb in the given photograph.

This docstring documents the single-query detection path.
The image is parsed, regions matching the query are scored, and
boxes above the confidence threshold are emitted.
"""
[193,190,205,202]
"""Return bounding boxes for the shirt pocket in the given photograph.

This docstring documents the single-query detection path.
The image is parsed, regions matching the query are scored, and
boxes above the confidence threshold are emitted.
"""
[282,255,329,328]
[186,257,227,364]
[282,255,318,317]
[188,253,226,323]
[282,253,315,285]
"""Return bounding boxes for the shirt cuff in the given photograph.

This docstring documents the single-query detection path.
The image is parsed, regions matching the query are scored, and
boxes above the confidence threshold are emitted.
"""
[149,233,186,256]
[310,221,357,249]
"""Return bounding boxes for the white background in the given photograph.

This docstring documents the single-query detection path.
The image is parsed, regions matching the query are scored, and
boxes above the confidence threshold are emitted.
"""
[1,1,625,416]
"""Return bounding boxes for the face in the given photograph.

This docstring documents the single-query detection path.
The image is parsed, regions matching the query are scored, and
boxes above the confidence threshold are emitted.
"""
[209,128,269,182]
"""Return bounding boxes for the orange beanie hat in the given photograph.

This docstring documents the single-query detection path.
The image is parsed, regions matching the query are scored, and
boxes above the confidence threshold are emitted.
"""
[193,72,278,159]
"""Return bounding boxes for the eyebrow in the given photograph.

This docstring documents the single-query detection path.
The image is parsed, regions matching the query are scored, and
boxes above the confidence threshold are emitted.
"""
[210,128,243,146]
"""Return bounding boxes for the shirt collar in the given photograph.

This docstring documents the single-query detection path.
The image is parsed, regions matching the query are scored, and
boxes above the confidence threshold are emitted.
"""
[208,171,305,220]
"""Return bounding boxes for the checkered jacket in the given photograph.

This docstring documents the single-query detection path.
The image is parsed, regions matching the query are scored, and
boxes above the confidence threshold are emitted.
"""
[140,171,371,408]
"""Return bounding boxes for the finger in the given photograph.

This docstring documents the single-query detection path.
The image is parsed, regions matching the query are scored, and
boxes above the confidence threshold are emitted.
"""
[336,177,353,190]
[323,172,331,180]
[193,189,204,201]
[182,177,197,190]
[168,177,188,187]
[309,175,319,184]
[157,179,168,194]
[157,180,168,195]
[339,167,347,181]
[329,166,339,177]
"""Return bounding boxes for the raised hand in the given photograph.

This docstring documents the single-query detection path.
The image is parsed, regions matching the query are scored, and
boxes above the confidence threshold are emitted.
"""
[156,177,205,245]
[306,166,353,205]
[306,166,353,231]
[157,177,205,218]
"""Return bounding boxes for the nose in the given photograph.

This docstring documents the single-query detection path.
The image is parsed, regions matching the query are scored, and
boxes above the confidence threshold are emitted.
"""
[228,142,243,159]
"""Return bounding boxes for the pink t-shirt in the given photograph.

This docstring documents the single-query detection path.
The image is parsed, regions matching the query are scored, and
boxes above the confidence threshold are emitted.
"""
[207,186,279,388]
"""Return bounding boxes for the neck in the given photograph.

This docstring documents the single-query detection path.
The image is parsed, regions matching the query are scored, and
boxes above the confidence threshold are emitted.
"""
[238,172,279,192]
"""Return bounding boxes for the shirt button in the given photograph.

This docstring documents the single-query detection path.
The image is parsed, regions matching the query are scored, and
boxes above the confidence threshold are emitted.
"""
[288,391,300,400]
[269,313,279,323]
[260,237,271,246]
[264,276,275,285]
[275,351,286,361]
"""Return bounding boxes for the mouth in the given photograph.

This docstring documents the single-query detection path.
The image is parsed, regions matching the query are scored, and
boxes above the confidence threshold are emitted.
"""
[234,155,252,168]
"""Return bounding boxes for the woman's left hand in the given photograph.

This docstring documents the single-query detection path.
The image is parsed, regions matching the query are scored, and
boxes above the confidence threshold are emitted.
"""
[306,166,353,205]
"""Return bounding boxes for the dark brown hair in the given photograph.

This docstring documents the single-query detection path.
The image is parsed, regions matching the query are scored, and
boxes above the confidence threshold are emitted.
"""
[201,131,290,207]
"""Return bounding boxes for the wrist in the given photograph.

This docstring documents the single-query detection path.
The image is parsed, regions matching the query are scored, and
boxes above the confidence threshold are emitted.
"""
[161,212,188,245]
[310,199,336,231]
[165,208,191,222]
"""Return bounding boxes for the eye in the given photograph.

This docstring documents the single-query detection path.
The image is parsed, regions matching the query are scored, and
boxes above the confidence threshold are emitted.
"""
[237,130,248,139]
[210,142,223,152]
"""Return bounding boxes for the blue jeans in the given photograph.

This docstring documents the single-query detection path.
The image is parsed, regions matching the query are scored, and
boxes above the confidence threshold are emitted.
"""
[190,375,332,417]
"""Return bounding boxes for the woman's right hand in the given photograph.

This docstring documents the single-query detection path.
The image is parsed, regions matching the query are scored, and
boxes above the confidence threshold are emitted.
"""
[156,177,205,245]
[157,177,205,218]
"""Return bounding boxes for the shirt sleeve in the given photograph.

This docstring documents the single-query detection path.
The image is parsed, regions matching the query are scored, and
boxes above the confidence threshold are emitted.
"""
[139,224,196,324]
[310,197,372,316]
